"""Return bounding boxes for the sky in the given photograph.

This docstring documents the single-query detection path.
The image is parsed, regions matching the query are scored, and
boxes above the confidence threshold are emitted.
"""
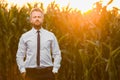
[5,0,120,13]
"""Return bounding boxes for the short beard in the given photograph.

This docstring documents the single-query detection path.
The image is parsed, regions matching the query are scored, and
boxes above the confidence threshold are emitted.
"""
[32,23,42,30]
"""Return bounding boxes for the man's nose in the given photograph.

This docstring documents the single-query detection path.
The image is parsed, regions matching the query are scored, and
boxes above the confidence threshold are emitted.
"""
[35,17,40,20]
[36,17,39,19]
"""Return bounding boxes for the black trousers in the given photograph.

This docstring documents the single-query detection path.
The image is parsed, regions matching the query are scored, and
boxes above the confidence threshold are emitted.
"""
[25,67,55,80]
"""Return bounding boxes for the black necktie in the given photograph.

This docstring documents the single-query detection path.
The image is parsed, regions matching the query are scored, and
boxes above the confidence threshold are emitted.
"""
[37,31,40,66]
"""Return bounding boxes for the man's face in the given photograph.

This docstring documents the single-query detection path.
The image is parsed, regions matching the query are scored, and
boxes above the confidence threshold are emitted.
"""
[30,11,44,28]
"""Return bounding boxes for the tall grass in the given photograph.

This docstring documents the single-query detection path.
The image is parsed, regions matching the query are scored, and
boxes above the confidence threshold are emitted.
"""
[0,1,120,80]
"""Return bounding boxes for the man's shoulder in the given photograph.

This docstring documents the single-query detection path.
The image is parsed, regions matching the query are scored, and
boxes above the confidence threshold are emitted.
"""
[21,29,33,38]
[42,28,54,35]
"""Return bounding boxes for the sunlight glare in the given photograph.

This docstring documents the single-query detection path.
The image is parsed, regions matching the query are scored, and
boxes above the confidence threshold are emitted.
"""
[106,0,120,10]
[6,0,120,13]
[69,0,99,13]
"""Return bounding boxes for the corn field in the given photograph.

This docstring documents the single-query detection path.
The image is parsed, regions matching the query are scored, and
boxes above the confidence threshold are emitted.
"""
[0,1,120,80]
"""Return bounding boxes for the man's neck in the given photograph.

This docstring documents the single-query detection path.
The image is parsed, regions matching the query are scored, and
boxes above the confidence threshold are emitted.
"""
[34,26,41,30]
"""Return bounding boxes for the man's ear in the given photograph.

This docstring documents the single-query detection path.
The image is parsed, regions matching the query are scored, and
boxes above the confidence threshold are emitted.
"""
[30,17,32,23]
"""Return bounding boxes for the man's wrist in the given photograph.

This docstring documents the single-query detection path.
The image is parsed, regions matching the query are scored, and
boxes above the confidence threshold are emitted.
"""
[21,72,26,79]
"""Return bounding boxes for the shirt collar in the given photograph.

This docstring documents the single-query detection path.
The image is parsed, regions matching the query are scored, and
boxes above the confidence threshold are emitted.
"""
[32,27,44,34]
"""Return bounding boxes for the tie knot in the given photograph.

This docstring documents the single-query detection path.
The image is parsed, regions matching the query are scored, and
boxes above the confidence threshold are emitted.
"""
[37,31,40,33]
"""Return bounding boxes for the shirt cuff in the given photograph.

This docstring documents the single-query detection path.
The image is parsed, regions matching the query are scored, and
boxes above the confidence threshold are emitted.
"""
[20,68,26,73]
[52,67,58,73]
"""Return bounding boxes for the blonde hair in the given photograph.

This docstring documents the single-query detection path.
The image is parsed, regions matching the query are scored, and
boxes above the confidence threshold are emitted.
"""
[30,8,44,17]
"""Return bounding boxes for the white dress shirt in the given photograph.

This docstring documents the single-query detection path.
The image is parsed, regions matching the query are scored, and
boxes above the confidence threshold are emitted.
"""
[16,27,61,73]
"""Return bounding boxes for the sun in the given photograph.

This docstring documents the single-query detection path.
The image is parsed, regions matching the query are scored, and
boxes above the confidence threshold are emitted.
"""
[68,0,100,13]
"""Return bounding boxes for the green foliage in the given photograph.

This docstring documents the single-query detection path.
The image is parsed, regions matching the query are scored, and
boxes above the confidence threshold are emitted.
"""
[0,1,120,80]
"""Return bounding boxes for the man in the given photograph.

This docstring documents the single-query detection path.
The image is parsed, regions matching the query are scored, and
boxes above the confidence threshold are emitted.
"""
[16,8,62,80]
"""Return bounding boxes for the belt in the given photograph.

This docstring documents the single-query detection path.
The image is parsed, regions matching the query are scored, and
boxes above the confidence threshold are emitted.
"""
[26,66,53,71]
[26,66,53,76]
